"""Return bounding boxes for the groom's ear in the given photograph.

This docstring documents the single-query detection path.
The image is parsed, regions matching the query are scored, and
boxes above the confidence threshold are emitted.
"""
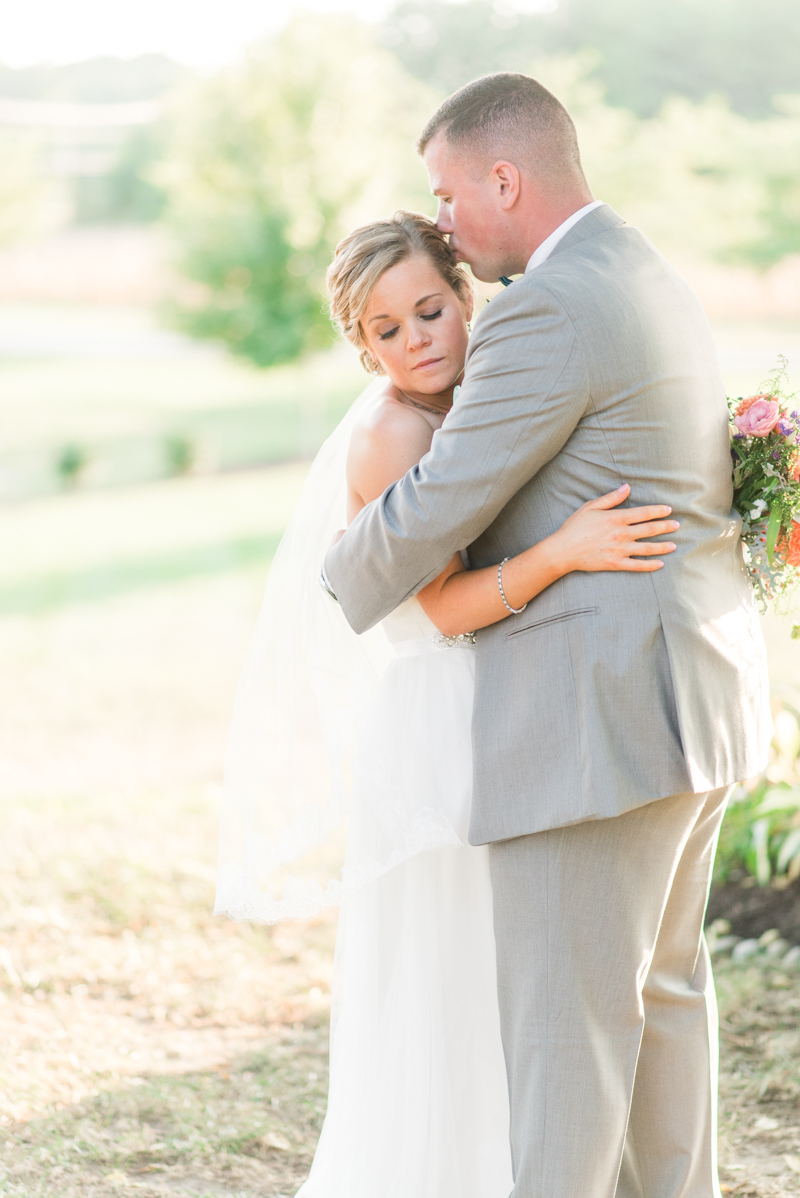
[491,161,521,211]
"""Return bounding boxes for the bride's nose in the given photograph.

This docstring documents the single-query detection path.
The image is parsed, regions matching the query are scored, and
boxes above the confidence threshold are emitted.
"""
[406,323,432,350]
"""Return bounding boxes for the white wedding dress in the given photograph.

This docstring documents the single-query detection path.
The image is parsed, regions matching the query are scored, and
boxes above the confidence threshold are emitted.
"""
[213,380,513,1195]
[296,597,513,1198]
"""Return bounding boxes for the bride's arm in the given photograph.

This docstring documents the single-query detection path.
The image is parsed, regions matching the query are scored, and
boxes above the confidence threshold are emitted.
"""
[346,402,678,638]
[416,485,678,636]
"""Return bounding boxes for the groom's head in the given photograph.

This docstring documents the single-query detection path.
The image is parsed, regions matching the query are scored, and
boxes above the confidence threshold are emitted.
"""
[418,73,593,283]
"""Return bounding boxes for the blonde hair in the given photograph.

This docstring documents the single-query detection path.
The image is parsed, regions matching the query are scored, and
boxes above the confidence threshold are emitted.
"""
[326,211,471,373]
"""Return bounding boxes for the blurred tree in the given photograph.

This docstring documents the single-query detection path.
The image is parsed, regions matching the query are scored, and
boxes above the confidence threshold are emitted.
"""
[382,0,800,118]
[555,0,800,118]
[74,126,167,225]
[158,16,437,368]
[0,55,185,103]
[378,1,550,95]
[535,56,800,267]
[0,131,47,247]
[0,56,187,228]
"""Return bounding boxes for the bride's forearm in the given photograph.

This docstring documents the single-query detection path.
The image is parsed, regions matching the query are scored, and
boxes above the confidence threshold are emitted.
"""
[417,538,565,638]
[416,486,676,636]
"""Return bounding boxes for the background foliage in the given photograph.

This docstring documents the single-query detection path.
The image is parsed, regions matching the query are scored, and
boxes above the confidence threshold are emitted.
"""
[154,6,800,366]
[158,17,435,367]
[1,3,800,365]
[382,0,800,117]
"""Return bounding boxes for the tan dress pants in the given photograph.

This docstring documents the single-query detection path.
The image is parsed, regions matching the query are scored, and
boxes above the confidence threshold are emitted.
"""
[489,786,732,1198]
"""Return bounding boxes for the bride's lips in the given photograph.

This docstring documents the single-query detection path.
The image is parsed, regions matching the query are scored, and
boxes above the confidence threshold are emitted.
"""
[414,357,444,371]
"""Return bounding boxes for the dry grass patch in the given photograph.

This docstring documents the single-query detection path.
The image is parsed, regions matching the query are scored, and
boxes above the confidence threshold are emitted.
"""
[0,790,335,1197]
[716,956,800,1196]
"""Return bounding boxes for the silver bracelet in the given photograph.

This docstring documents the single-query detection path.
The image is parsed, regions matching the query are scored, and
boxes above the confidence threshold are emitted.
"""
[498,557,528,615]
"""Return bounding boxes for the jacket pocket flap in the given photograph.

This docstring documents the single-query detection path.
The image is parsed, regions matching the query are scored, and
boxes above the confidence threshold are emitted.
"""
[506,606,599,638]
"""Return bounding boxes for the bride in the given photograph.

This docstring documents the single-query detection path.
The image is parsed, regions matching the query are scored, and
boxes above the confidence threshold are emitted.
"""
[215,212,678,1198]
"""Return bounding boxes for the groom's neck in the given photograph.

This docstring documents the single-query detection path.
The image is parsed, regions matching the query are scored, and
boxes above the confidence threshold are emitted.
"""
[510,188,595,274]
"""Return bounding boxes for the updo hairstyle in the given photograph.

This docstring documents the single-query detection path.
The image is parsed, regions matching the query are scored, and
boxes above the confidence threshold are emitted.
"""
[326,211,471,374]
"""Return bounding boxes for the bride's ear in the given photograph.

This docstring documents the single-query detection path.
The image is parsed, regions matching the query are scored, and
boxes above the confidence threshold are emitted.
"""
[463,289,475,326]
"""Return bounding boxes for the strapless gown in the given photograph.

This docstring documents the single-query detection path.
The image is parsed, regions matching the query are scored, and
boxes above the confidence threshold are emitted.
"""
[295,598,513,1198]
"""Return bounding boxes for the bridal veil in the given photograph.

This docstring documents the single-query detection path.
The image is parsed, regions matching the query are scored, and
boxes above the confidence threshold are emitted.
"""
[214,380,463,923]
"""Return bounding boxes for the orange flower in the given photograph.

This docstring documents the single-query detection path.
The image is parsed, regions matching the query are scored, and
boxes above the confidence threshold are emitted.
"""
[736,393,775,416]
[778,521,800,567]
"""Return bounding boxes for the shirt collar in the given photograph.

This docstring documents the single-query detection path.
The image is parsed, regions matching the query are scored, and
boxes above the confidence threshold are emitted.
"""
[524,200,604,275]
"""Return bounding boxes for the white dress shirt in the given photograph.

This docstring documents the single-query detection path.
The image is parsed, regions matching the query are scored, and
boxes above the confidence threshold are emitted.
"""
[524,199,604,274]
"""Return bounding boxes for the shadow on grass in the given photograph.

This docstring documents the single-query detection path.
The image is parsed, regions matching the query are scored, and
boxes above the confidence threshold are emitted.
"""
[0,534,282,615]
[1,1034,328,1198]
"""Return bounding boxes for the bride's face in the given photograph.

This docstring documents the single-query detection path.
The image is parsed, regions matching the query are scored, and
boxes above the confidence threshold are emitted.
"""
[361,254,473,402]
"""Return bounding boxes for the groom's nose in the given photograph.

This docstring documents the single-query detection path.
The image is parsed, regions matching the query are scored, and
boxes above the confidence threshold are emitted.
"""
[436,201,454,234]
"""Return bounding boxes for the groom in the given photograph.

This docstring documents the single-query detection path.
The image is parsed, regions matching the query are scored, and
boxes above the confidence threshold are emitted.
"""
[324,74,770,1197]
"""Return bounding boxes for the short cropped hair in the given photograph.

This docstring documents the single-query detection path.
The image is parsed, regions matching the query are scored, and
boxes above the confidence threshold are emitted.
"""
[326,211,471,373]
[417,72,583,183]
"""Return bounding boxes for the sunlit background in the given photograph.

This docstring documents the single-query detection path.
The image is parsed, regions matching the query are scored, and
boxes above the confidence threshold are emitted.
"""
[2,3,800,1195]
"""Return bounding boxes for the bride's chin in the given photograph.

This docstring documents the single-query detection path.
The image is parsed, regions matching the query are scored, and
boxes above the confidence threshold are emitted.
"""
[414,370,464,397]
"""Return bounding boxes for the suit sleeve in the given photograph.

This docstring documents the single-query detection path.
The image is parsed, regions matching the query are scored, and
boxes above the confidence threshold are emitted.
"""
[324,280,589,633]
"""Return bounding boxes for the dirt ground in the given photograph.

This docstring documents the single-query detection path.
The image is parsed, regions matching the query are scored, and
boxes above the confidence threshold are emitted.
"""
[1,801,799,1198]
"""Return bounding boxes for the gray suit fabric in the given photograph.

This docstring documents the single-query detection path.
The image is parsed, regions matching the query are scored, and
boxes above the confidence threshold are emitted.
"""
[489,785,731,1198]
[324,204,770,843]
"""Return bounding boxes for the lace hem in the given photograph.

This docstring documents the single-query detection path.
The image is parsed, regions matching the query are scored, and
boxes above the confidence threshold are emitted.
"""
[215,806,463,923]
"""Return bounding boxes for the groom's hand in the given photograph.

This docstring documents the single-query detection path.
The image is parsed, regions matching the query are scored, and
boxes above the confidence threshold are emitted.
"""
[555,484,679,573]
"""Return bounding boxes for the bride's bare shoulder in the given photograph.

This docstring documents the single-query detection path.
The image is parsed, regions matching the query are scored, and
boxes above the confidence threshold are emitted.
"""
[350,386,433,461]
[347,385,434,506]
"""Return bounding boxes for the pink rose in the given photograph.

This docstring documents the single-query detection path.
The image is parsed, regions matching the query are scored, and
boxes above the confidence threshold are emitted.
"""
[734,398,780,437]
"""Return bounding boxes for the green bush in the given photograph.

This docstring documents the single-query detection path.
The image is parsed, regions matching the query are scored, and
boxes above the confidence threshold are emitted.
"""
[383,0,800,120]
[158,15,435,369]
[533,57,800,267]
[714,704,800,885]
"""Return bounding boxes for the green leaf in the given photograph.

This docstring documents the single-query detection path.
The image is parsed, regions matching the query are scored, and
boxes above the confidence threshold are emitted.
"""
[757,786,800,815]
[766,504,782,565]
[776,826,800,875]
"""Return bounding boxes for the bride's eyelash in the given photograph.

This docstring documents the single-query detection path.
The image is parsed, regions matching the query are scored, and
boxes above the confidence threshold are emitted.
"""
[377,309,442,341]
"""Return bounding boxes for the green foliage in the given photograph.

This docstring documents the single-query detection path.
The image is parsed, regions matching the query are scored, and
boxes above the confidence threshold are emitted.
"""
[379,1,550,94]
[155,13,800,368]
[158,15,436,369]
[75,125,167,224]
[533,57,800,267]
[55,443,88,489]
[382,0,800,119]
[0,54,185,103]
[0,130,47,248]
[715,704,800,885]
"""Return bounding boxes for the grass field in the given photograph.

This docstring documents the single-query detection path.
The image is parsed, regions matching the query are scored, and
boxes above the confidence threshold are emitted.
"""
[1,306,800,1195]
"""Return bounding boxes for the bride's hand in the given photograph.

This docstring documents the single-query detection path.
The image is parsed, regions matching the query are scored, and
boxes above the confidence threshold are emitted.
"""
[552,484,678,573]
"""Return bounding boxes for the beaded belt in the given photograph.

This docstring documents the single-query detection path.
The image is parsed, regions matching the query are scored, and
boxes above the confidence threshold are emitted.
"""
[390,631,477,658]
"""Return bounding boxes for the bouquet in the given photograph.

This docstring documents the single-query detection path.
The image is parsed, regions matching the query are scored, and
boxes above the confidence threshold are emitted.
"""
[729,357,800,628]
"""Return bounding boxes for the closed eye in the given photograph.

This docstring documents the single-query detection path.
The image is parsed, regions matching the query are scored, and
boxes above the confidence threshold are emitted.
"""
[378,326,399,341]
[420,309,443,322]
